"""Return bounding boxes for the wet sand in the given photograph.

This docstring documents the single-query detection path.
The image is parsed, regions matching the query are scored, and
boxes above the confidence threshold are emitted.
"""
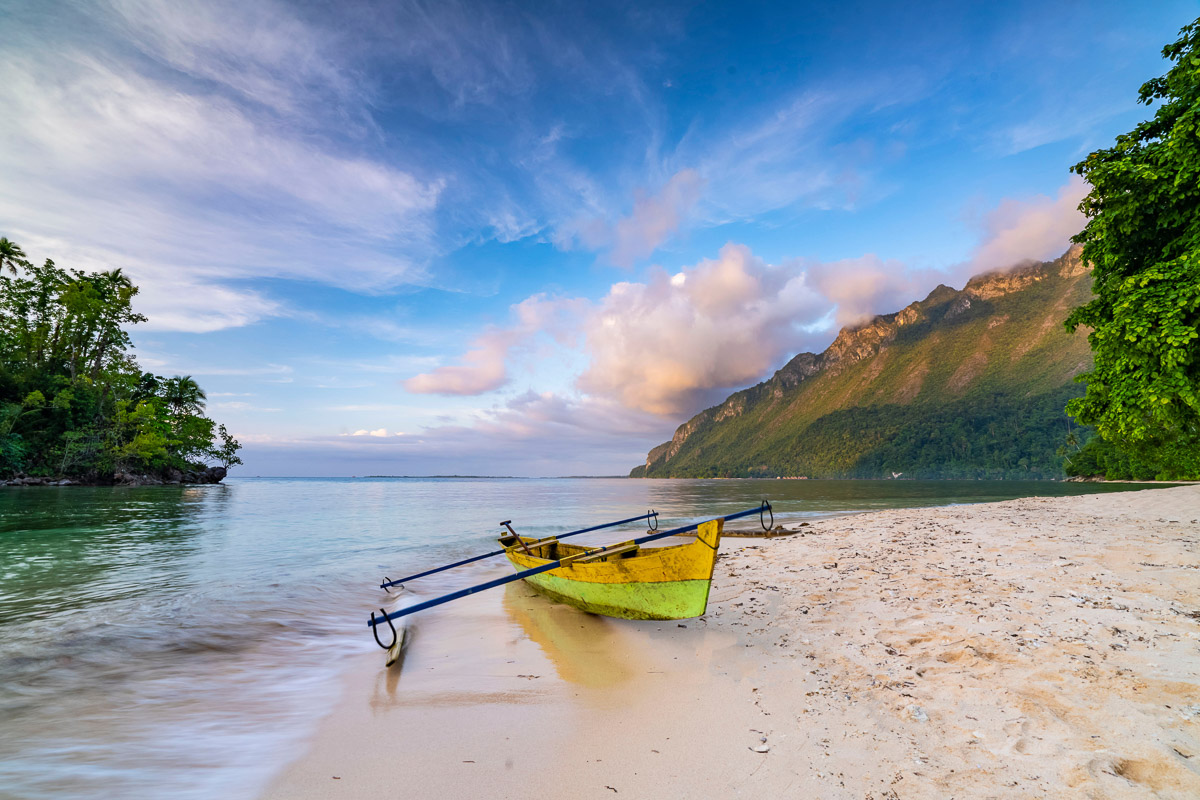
[262,485,1200,799]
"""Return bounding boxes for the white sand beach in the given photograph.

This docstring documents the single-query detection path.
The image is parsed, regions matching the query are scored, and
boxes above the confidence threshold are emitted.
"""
[263,485,1200,799]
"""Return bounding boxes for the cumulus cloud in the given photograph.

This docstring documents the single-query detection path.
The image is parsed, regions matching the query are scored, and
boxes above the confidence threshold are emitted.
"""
[402,173,1087,420]
[577,243,825,415]
[235,170,1093,478]
[804,254,919,326]
[400,242,830,414]
[962,175,1087,278]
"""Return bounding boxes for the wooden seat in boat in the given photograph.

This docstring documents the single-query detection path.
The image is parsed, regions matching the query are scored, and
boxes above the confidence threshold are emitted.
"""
[576,543,640,563]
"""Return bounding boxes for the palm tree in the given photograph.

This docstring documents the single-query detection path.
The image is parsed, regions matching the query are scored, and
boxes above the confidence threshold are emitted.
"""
[0,237,29,275]
[161,375,207,416]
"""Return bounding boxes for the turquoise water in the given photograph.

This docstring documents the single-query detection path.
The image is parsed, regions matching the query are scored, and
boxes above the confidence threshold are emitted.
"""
[0,477,1159,799]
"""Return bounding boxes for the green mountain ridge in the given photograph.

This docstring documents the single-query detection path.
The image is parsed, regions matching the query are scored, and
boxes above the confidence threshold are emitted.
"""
[631,245,1093,479]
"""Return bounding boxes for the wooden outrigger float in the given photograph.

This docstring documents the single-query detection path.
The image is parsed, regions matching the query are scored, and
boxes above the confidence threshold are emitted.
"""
[368,502,772,665]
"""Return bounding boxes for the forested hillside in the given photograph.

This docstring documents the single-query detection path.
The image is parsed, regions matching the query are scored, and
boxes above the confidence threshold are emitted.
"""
[0,238,241,484]
[632,246,1093,479]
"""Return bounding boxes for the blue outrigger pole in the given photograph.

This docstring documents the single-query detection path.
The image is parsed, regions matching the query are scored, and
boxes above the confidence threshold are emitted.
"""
[378,510,661,591]
[368,502,773,649]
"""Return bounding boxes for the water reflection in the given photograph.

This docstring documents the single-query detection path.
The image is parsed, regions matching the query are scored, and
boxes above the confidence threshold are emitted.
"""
[501,582,632,688]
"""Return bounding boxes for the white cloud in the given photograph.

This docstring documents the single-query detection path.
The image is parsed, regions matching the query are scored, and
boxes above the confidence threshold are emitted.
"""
[212,401,281,412]
[136,360,294,378]
[346,428,395,437]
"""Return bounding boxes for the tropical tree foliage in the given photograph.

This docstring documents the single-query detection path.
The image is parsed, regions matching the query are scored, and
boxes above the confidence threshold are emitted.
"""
[1066,18,1200,480]
[0,240,241,479]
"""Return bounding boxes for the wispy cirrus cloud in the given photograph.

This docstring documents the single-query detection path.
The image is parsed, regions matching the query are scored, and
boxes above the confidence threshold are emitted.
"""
[0,0,445,332]
[561,169,706,268]
[99,0,372,121]
[0,49,442,253]
[0,0,939,338]
[677,75,928,225]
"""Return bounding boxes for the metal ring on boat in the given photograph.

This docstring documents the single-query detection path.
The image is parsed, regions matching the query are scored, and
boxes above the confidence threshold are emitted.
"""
[647,510,658,531]
[760,500,773,531]
[370,608,397,650]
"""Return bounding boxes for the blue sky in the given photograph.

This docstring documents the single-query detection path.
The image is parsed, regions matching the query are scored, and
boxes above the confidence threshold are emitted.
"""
[2,0,1196,475]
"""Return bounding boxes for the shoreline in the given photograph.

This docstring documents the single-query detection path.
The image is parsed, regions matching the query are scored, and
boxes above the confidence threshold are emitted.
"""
[262,485,1200,799]
[1,466,227,487]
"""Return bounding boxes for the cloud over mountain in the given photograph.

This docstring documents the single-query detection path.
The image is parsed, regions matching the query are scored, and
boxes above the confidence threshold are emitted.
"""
[578,244,825,414]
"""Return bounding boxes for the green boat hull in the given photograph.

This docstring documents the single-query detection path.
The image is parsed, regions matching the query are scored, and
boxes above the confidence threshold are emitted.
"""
[519,571,713,620]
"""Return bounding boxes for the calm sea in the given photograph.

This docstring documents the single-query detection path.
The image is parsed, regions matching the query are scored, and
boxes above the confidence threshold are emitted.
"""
[0,477,1156,799]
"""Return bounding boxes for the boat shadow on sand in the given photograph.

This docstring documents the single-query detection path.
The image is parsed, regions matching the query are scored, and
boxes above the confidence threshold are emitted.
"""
[374,581,634,700]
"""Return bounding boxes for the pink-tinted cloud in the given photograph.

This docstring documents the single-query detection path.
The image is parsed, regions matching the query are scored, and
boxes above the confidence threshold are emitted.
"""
[577,243,825,415]
[803,254,917,326]
[608,170,705,267]
[403,329,516,395]
[511,294,590,347]
[567,170,705,267]
[806,177,1088,328]
[405,176,1088,415]
[403,294,591,396]
[962,175,1087,277]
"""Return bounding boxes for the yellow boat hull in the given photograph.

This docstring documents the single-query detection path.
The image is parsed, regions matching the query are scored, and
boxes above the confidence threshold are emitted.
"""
[501,519,723,620]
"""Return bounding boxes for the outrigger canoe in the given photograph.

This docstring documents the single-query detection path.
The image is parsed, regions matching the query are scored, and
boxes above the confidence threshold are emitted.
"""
[368,504,771,664]
[498,518,723,620]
